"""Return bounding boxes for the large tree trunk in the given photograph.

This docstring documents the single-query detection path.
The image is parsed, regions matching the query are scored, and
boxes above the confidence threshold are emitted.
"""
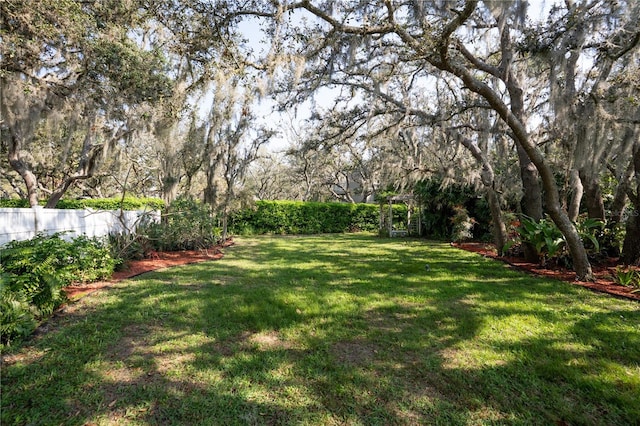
[487,186,508,255]
[510,82,543,262]
[579,169,606,220]
[516,136,544,262]
[608,129,637,225]
[609,164,632,225]
[567,169,583,222]
[6,134,39,207]
[459,136,508,254]
[203,171,218,206]
[45,179,75,209]
[621,212,640,266]
[621,144,640,265]
[440,63,594,280]
[161,176,180,205]
[8,149,39,207]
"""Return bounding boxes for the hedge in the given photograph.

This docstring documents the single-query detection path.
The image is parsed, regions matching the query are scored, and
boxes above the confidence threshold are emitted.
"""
[0,197,165,211]
[229,200,408,235]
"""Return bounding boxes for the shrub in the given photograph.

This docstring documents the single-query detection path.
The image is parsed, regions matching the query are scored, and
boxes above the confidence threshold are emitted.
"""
[228,200,387,235]
[613,267,638,286]
[413,178,491,240]
[0,233,116,345]
[450,205,476,242]
[612,267,640,293]
[56,197,164,211]
[518,215,566,262]
[0,197,164,211]
[143,197,221,251]
[514,215,608,266]
[108,231,146,266]
[0,273,38,344]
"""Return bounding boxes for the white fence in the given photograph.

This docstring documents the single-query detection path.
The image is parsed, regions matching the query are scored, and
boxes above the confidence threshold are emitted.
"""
[0,207,160,246]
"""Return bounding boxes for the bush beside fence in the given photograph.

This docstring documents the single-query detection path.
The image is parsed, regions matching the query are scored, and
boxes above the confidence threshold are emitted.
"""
[0,197,164,210]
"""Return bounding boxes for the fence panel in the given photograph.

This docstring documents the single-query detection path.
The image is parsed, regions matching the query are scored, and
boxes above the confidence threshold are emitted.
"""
[0,207,159,246]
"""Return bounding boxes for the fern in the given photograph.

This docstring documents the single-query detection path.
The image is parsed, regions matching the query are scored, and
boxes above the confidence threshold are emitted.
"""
[0,275,38,344]
[0,233,114,344]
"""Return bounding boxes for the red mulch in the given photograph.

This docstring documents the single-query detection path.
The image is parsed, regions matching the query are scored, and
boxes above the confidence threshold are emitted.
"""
[62,240,234,301]
[451,242,640,301]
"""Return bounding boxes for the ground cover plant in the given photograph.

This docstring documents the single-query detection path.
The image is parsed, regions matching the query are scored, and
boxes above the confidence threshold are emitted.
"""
[1,233,116,344]
[1,234,638,425]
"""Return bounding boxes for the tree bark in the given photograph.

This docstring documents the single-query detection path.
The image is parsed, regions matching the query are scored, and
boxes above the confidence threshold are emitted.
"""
[45,179,75,209]
[567,169,583,222]
[429,2,593,280]
[440,60,594,280]
[8,146,39,207]
[621,144,640,265]
[6,133,39,207]
[578,169,605,220]
[608,162,632,225]
[621,212,640,266]
[459,136,508,254]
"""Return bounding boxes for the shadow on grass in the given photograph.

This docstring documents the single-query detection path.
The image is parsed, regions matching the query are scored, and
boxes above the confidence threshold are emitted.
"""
[2,234,639,425]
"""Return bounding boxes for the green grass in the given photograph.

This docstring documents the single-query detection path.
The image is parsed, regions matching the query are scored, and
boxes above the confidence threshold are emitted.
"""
[2,234,639,425]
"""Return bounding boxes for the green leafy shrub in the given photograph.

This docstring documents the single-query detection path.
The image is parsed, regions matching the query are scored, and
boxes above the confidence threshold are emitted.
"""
[143,197,221,251]
[229,201,387,235]
[0,273,38,344]
[575,217,605,254]
[0,197,164,211]
[108,231,146,265]
[518,215,566,261]
[613,267,637,286]
[515,215,609,266]
[612,267,640,293]
[0,233,116,344]
[598,221,625,257]
[450,205,476,242]
[413,178,491,240]
[2,233,116,286]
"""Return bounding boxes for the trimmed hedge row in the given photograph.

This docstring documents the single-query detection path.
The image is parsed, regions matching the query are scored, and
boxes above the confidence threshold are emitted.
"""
[0,197,165,211]
[229,200,407,235]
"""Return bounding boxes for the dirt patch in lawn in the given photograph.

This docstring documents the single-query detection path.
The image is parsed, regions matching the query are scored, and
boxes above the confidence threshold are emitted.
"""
[451,242,640,301]
[62,239,234,301]
[331,339,380,366]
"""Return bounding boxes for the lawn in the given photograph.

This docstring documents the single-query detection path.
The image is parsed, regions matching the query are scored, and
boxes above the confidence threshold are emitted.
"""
[2,234,639,425]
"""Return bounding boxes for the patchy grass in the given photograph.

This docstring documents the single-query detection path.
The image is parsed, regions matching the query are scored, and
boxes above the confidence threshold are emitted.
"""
[2,234,639,425]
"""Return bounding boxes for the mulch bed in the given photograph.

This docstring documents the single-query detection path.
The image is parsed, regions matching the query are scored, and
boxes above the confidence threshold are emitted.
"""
[62,239,234,301]
[452,242,640,301]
